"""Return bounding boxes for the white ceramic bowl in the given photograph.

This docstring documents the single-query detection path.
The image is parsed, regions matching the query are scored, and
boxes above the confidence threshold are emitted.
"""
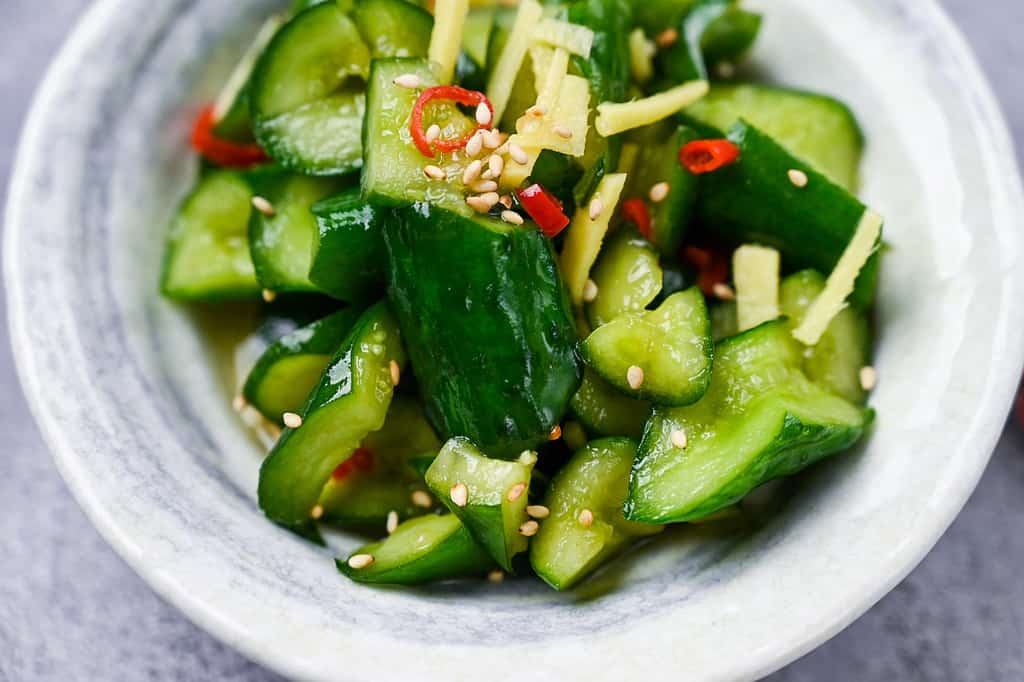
[6,0,1024,680]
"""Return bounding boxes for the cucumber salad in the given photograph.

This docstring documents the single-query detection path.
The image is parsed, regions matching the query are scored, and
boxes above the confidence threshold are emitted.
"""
[162,0,882,590]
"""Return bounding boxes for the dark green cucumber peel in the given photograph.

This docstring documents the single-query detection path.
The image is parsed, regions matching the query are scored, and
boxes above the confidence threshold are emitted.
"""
[310,188,387,302]
[657,0,761,84]
[258,302,406,530]
[625,320,872,524]
[242,307,364,422]
[384,203,581,456]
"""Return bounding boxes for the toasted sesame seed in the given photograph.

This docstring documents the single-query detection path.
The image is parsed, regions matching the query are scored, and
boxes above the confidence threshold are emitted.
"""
[411,490,432,508]
[475,102,492,126]
[507,482,526,502]
[655,28,678,47]
[389,359,401,386]
[519,520,540,536]
[501,210,524,225]
[462,159,483,184]
[488,154,504,177]
[499,194,513,209]
[450,482,469,507]
[526,505,550,519]
[483,129,504,149]
[466,195,494,213]
[481,168,495,180]
[508,143,529,165]
[310,504,324,520]
[471,180,499,193]
[552,123,573,139]
[588,196,604,220]
[860,365,877,391]
[578,509,594,528]
[488,569,505,583]
[425,124,441,143]
[712,282,736,301]
[251,195,275,216]
[232,395,247,412]
[649,181,670,203]
[583,278,599,303]
[627,365,645,390]
[347,553,375,569]
[549,424,562,441]
[671,429,688,449]
[525,105,547,118]
[261,288,277,303]
[465,130,484,157]
[283,412,303,429]
[788,169,809,188]
[392,73,421,89]
[386,510,399,534]
[423,164,446,180]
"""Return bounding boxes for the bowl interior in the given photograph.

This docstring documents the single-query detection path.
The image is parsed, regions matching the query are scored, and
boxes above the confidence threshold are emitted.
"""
[7,0,1023,680]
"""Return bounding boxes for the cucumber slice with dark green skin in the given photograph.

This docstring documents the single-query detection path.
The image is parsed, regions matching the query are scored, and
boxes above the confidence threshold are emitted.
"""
[700,7,761,68]
[250,2,370,175]
[319,396,442,528]
[248,171,351,293]
[309,188,386,302]
[530,438,663,590]
[242,308,363,422]
[586,230,663,328]
[570,367,651,438]
[656,0,760,83]
[353,0,433,58]
[161,170,260,301]
[683,84,864,191]
[581,287,713,406]
[632,0,696,36]
[621,125,698,255]
[694,120,879,309]
[258,302,406,529]
[337,514,493,585]
[626,319,872,523]
[425,438,536,572]
[384,203,581,456]
[779,270,871,404]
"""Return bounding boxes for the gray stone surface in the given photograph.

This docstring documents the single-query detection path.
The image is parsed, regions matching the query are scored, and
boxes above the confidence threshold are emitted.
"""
[1,1,1021,680]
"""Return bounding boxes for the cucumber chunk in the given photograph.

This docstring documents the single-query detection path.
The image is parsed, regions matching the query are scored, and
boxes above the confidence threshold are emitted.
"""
[581,287,713,406]
[250,3,371,175]
[570,367,651,439]
[384,203,581,456]
[586,230,663,328]
[161,170,260,301]
[354,0,432,58]
[248,172,351,294]
[338,514,493,585]
[309,188,386,302]
[242,308,362,422]
[626,319,871,523]
[656,0,760,83]
[258,302,406,530]
[530,438,663,590]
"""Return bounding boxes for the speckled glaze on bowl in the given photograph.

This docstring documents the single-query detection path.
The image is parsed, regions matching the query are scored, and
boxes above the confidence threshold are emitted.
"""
[6,0,1024,680]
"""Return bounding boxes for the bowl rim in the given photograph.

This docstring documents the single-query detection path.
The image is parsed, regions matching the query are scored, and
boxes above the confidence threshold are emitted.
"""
[6,0,1024,680]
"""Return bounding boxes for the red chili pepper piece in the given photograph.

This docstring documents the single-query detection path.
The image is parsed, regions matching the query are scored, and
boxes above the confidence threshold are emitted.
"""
[1016,384,1024,430]
[621,198,652,241]
[516,184,570,238]
[410,85,494,158]
[679,139,740,175]
[683,245,731,297]
[331,447,375,481]
[190,104,269,168]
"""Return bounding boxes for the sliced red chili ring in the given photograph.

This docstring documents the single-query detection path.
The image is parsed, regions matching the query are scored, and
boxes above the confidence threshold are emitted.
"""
[516,183,570,238]
[683,245,731,297]
[190,104,269,168]
[679,139,740,175]
[410,85,494,158]
[331,447,375,480]
[621,197,652,241]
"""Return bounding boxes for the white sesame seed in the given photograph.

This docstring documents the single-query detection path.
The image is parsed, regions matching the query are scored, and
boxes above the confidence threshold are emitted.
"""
[483,129,504,149]
[506,482,526,502]
[261,288,277,303]
[649,181,670,203]
[347,553,375,569]
[508,143,529,165]
[423,164,446,180]
[310,504,324,519]
[712,283,736,301]
[481,169,495,180]
[475,102,492,126]
[552,123,573,139]
[465,130,484,157]
[583,278,599,303]
[525,105,547,118]
[450,482,469,507]
[498,194,513,209]
[283,412,303,429]
[386,510,399,534]
[488,569,505,583]
[462,159,483,184]
[671,429,688,449]
[627,365,645,390]
[251,195,275,216]
[578,509,594,528]
[526,505,550,519]
[471,180,499,193]
[655,28,678,47]
[788,169,809,188]
[519,520,540,536]
[411,490,432,508]
[466,192,499,213]
[392,73,421,89]
[501,210,524,225]
[588,196,604,220]
[389,359,401,386]
[860,365,878,391]
[425,124,441,143]
[488,154,504,177]
[232,395,247,412]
